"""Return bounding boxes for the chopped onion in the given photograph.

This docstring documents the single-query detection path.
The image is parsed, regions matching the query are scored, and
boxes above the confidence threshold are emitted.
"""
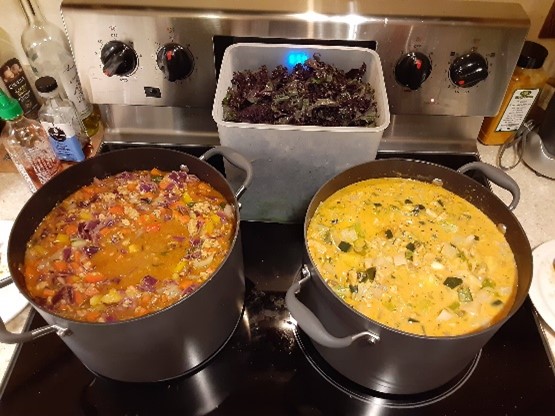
[223,204,234,218]
[436,309,453,322]
[193,254,214,269]
[431,261,444,270]
[340,228,358,242]
[441,243,457,259]
[393,254,406,266]
[464,234,477,247]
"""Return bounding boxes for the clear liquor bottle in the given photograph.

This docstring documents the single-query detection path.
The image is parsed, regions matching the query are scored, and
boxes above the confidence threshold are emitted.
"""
[36,76,90,162]
[19,0,101,137]
[0,90,60,192]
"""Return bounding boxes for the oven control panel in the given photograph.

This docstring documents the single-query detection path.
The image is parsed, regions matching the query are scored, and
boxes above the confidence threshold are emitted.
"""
[61,1,528,117]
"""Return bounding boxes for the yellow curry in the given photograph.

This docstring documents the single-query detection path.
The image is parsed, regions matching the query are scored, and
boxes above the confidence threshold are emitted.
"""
[306,177,517,337]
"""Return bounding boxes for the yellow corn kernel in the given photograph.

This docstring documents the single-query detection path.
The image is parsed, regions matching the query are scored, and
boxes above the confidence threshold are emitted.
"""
[128,244,140,253]
[182,192,193,204]
[89,294,102,306]
[204,220,214,235]
[31,246,48,256]
[54,233,70,244]
[101,289,122,304]
[79,211,93,220]
[174,260,187,274]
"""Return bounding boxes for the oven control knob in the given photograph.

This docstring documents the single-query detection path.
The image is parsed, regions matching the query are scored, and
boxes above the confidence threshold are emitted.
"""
[394,52,432,90]
[100,41,138,77]
[157,43,194,82]
[449,52,488,88]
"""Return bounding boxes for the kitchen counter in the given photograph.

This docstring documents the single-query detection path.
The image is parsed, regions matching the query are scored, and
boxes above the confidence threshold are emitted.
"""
[0,142,554,386]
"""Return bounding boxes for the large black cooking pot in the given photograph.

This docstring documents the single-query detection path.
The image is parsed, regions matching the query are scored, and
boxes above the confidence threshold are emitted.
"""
[286,159,532,395]
[0,146,253,382]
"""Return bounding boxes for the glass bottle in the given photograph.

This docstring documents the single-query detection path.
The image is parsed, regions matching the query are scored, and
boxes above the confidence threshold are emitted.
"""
[478,41,549,146]
[35,75,91,162]
[0,90,60,192]
[526,76,555,126]
[19,0,102,137]
[0,30,40,120]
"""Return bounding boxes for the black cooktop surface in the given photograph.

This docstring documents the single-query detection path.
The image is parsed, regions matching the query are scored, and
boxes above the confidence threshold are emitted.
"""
[1,146,554,415]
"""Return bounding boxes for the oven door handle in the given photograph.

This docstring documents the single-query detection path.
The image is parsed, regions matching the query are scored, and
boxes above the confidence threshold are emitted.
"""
[200,146,253,200]
[285,265,380,348]
[0,276,70,344]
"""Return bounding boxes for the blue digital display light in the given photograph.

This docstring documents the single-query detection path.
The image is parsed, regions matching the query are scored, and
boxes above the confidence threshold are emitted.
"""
[286,51,310,68]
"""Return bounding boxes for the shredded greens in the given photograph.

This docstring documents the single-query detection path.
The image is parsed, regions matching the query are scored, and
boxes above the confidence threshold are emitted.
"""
[222,54,378,127]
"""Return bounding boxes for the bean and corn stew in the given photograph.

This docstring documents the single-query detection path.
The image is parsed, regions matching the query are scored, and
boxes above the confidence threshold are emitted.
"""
[306,177,517,337]
[22,167,236,323]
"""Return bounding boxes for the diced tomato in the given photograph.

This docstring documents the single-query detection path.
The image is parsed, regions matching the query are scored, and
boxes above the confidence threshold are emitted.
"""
[179,280,194,290]
[73,290,85,306]
[84,272,107,283]
[43,288,56,297]
[135,306,148,316]
[84,311,101,322]
[64,223,78,236]
[109,205,124,215]
[53,260,69,272]
[24,263,40,280]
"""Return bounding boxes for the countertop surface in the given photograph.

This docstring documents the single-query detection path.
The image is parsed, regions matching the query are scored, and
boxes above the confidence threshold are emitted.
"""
[0,142,554,386]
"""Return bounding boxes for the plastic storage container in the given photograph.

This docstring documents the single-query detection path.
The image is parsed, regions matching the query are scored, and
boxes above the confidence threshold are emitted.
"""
[212,43,390,223]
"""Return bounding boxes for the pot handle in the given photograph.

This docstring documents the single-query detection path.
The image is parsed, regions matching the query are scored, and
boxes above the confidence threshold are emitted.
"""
[200,146,253,200]
[457,161,520,211]
[0,276,12,289]
[0,276,70,344]
[285,265,380,348]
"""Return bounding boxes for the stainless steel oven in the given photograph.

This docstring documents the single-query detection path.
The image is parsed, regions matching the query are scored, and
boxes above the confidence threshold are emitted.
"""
[60,0,528,154]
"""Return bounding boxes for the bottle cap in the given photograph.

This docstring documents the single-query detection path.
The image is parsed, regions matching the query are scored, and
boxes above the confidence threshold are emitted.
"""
[517,41,548,69]
[35,76,59,94]
[0,90,23,121]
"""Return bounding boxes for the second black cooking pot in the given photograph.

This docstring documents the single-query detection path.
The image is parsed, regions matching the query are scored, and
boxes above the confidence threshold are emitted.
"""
[286,159,532,395]
[0,146,252,382]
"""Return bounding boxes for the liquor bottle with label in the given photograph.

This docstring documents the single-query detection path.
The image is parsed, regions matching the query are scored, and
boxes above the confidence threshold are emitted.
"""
[478,41,549,145]
[19,0,102,137]
[35,76,91,162]
[0,90,60,192]
[0,30,40,120]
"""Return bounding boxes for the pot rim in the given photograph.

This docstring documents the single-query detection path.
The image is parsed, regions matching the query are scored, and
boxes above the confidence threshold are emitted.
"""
[8,147,243,326]
[303,157,532,340]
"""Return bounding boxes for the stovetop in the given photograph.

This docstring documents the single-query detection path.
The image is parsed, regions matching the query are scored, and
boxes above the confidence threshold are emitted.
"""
[1,144,554,415]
